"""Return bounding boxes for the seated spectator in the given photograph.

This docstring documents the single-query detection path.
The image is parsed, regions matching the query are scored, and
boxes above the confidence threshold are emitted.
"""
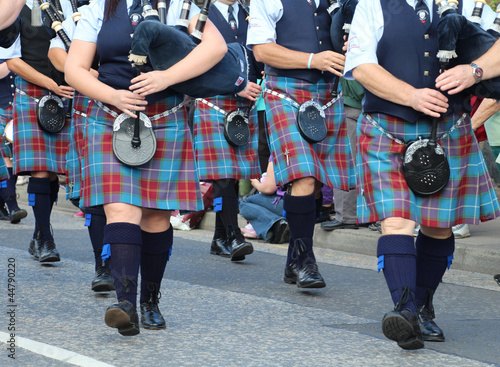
[239,160,289,244]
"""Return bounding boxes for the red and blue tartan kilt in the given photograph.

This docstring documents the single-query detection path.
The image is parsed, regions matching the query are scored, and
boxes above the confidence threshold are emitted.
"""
[192,95,260,180]
[12,77,71,175]
[357,112,500,227]
[264,76,356,189]
[0,105,13,158]
[0,157,8,181]
[65,92,88,201]
[82,96,204,211]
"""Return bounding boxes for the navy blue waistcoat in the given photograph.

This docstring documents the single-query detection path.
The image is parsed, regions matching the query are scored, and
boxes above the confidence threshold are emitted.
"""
[19,5,55,77]
[0,72,15,110]
[265,0,334,83]
[363,0,469,122]
[97,0,173,103]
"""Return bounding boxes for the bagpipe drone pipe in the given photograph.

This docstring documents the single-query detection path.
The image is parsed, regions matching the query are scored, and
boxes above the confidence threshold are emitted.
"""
[328,0,358,97]
[436,0,500,99]
[128,0,249,98]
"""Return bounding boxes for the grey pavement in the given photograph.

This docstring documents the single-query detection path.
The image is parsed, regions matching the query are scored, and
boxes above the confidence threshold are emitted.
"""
[0,183,498,366]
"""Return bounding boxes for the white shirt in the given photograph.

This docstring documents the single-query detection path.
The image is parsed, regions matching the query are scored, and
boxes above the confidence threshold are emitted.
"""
[213,1,240,29]
[247,0,320,48]
[74,0,200,44]
[344,0,496,79]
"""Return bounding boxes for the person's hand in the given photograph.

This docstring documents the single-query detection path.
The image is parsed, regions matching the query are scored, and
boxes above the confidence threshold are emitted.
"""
[111,89,148,118]
[130,70,171,96]
[53,85,75,99]
[250,178,260,188]
[310,51,345,77]
[409,88,449,118]
[237,81,262,101]
[435,64,476,94]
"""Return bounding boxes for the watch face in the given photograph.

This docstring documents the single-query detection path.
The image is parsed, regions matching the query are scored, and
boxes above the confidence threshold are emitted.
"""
[475,67,483,78]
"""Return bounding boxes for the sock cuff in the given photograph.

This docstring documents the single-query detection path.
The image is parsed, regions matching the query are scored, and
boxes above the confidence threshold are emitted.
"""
[103,222,142,245]
[377,234,416,257]
[27,177,51,194]
[141,226,174,254]
[416,232,455,257]
[283,192,316,214]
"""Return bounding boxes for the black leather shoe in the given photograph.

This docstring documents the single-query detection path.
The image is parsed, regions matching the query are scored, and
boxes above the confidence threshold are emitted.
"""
[229,235,253,261]
[270,220,290,244]
[38,240,60,262]
[418,306,445,342]
[105,300,140,336]
[382,309,424,350]
[296,261,326,288]
[210,237,231,257]
[494,274,500,285]
[28,236,41,260]
[283,263,298,284]
[0,205,10,220]
[92,264,115,292]
[9,208,27,224]
[320,218,358,231]
[140,301,166,330]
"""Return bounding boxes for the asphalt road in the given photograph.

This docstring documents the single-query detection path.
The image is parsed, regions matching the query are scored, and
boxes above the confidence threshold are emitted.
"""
[0,208,499,366]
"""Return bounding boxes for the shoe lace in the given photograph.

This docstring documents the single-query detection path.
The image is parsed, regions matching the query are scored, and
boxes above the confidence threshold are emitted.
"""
[394,286,415,312]
[119,276,137,295]
[147,282,162,305]
[44,240,56,251]
[290,238,307,262]
[418,288,436,319]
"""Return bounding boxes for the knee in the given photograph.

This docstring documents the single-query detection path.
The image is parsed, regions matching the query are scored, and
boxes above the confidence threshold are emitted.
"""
[381,217,415,235]
[420,225,452,239]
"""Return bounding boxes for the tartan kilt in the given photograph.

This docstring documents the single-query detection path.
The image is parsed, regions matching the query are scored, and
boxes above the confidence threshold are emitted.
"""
[0,105,13,158]
[65,92,88,201]
[264,76,356,189]
[12,77,70,175]
[192,95,260,180]
[0,157,8,181]
[357,112,500,227]
[82,96,203,211]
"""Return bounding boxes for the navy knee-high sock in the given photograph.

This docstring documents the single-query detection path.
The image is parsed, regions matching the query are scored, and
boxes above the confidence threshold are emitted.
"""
[213,179,241,238]
[84,206,107,271]
[28,177,53,242]
[315,194,323,221]
[103,222,142,307]
[214,212,226,239]
[283,192,316,267]
[49,179,59,212]
[140,226,173,304]
[415,232,455,309]
[1,167,19,212]
[377,234,417,313]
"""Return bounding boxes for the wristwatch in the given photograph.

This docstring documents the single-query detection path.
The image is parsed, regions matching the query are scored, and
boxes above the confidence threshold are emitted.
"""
[470,63,483,84]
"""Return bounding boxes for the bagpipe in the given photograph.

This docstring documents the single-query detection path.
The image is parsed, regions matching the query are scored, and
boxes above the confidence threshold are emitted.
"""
[435,0,500,99]
[0,17,21,49]
[128,0,249,99]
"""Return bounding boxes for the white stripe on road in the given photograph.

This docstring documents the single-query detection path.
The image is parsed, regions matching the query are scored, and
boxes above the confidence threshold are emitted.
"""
[1,331,115,367]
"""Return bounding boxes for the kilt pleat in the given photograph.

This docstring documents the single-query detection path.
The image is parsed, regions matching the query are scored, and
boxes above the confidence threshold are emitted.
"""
[0,158,8,181]
[82,97,203,211]
[65,92,88,201]
[0,105,13,158]
[264,76,356,189]
[192,95,260,180]
[357,112,500,227]
[12,77,71,175]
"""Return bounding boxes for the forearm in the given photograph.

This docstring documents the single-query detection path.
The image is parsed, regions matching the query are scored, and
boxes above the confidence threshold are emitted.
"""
[471,98,500,130]
[253,43,310,70]
[0,62,10,79]
[475,38,500,81]
[65,64,115,105]
[6,58,54,90]
[352,63,414,107]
